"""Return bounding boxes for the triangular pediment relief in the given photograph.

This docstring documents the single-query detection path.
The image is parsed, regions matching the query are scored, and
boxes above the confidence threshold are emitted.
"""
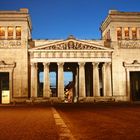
[30,37,112,51]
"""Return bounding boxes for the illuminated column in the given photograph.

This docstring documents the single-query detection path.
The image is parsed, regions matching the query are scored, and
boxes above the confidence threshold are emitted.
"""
[102,62,112,96]
[74,67,79,102]
[78,62,86,97]
[31,62,38,98]
[5,27,8,39]
[102,63,106,96]
[92,62,100,96]
[137,28,139,39]
[129,28,132,40]
[106,62,112,96]
[122,28,125,40]
[57,62,64,98]
[43,62,50,98]
[13,27,16,39]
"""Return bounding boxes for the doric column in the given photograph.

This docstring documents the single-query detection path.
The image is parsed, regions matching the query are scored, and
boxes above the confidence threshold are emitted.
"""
[43,62,50,98]
[102,63,106,96]
[31,62,38,98]
[78,62,86,97]
[106,62,112,96]
[74,67,78,102]
[57,62,64,98]
[92,62,100,96]
[102,62,112,96]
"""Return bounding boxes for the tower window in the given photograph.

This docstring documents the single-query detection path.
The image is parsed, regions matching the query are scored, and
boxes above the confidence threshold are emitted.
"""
[117,27,122,40]
[16,26,21,39]
[132,27,137,40]
[0,27,5,39]
[8,27,13,39]
[124,27,129,39]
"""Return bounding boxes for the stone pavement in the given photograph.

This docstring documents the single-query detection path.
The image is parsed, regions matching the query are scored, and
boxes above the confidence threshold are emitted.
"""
[1,103,140,140]
[52,107,75,140]
[55,103,140,140]
[0,105,59,140]
[0,104,76,140]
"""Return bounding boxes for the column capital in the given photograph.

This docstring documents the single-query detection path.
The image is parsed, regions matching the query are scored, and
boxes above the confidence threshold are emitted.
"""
[57,62,64,67]
[31,62,37,68]
[107,62,111,65]
[78,62,85,67]
[92,62,99,67]
[105,62,111,67]
[102,62,110,67]
[43,62,50,67]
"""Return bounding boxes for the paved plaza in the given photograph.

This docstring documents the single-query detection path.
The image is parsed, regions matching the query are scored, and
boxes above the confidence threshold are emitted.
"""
[0,103,140,140]
[56,103,140,140]
[0,105,59,140]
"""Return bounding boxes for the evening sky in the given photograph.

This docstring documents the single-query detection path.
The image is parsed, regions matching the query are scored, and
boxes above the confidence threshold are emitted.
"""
[0,0,140,39]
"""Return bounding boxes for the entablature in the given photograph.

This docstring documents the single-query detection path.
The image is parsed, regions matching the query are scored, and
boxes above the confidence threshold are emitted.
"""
[29,50,112,59]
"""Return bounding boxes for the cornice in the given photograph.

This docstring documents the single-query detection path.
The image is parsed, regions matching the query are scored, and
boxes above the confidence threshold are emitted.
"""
[100,10,140,32]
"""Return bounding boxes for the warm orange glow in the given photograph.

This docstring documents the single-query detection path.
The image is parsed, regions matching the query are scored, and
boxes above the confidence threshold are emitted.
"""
[124,27,129,31]
[0,27,5,38]
[8,27,13,39]
[117,27,122,40]
[132,27,137,39]
[132,27,136,31]
[8,27,13,31]
[16,26,21,39]
[124,27,129,39]
[16,26,21,31]
[117,27,121,31]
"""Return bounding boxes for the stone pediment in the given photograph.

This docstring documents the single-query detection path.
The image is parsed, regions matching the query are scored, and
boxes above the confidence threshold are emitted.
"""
[31,37,111,51]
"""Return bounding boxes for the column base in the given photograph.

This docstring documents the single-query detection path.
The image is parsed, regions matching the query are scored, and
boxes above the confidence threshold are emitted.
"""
[83,97,115,103]
[27,97,65,104]
[8,96,130,104]
[78,97,86,102]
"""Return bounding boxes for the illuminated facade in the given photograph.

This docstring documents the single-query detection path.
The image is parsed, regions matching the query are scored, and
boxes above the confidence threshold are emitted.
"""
[0,9,140,104]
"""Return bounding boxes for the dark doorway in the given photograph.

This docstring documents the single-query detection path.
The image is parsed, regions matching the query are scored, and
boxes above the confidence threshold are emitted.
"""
[0,72,9,103]
[130,72,140,101]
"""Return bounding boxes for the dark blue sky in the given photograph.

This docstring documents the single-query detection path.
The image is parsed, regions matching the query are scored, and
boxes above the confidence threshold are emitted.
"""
[0,0,140,39]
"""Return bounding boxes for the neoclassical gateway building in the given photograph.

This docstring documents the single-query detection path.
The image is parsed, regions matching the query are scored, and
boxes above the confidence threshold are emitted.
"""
[0,8,140,104]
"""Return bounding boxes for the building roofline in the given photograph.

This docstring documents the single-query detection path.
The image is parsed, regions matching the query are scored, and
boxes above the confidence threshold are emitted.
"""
[0,8,32,31]
[100,10,140,32]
